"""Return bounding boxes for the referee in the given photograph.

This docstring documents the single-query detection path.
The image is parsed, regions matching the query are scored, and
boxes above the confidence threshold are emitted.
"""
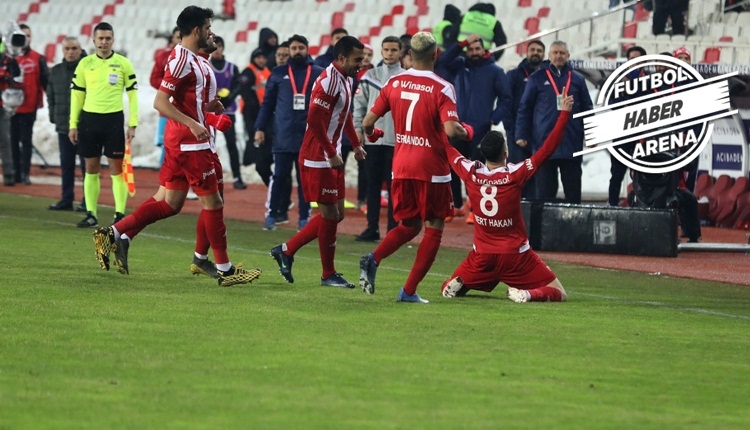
[69,22,138,228]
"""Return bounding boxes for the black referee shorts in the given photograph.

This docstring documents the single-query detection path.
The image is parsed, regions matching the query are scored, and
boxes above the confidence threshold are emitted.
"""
[78,111,126,159]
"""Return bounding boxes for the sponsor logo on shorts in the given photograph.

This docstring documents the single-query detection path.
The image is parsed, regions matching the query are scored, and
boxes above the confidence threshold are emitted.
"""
[322,188,338,196]
[203,168,216,179]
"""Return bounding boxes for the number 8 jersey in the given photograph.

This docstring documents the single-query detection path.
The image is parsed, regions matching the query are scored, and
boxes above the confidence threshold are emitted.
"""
[371,69,459,183]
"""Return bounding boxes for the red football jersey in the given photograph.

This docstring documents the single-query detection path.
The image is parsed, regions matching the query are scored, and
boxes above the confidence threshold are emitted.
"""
[371,69,459,183]
[300,62,357,167]
[160,44,213,151]
[447,111,570,254]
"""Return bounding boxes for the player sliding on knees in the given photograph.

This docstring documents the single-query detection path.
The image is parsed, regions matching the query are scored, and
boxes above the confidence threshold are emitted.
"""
[441,89,574,303]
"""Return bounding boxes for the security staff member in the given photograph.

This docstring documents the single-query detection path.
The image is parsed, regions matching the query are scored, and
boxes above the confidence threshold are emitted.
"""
[70,22,138,228]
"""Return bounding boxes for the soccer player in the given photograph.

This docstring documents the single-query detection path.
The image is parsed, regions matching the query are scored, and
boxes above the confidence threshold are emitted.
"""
[358,32,472,304]
[441,90,574,303]
[93,6,260,287]
[69,22,137,228]
[269,36,366,288]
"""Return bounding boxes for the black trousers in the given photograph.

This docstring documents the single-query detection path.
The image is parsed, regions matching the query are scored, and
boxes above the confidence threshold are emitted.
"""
[653,0,688,35]
[676,188,701,241]
[58,133,85,204]
[10,111,36,180]
[363,145,396,232]
[449,139,472,209]
[536,158,582,204]
[223,114,241,180]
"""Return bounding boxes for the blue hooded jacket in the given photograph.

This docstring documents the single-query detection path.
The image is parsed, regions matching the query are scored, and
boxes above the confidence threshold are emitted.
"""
[436,42,512,145]
[254,57,323,153]
[515,61,594,159]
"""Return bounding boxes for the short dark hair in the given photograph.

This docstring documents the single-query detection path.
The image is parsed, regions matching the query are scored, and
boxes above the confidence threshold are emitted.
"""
[19,23,30,31]
[331,28,348,37]
[278,41,290,49]
[627,45,647,58]
[176,6,213,38]
[334,35,364,59]
[213,35,224,46]
[382,35,402,49]
[93,22,114,35]
[659,51,672,57]
[288,34,309,47]
[479,131,507,163]
[528,39,545,51]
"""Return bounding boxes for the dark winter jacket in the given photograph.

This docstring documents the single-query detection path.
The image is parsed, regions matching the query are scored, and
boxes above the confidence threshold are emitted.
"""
[258,28,279,68]
[436,42,512,145]
[254,58,323,153]
[515,61,594,159]
[505,57,543,145]
[46,56,83,134]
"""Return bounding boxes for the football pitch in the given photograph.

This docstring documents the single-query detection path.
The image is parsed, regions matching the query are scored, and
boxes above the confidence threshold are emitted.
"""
[1,193,749,429]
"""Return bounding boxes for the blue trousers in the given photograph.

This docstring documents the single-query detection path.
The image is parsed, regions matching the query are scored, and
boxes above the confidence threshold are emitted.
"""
[58,133,86,204]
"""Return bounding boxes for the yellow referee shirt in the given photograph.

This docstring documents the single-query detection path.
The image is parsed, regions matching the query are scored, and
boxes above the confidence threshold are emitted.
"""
[69,51,138,129]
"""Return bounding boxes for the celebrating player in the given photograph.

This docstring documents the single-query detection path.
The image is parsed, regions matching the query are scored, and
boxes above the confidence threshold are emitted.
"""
[93,6,260,287]
[358,31,472,304]
[441,90,574,302]
[269,36,366,288]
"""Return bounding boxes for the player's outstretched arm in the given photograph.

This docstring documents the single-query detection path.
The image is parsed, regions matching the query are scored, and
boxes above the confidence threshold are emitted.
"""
[444,120,469,141]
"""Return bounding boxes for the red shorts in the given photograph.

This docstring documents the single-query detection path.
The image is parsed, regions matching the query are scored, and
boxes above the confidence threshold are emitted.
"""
[300,165,345,204]
[450,249,556,292]
[212,151,224,194]
[391,179,452,221]
[159,147,219,196]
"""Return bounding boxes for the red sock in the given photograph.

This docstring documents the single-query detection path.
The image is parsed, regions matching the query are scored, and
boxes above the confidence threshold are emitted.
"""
[195,210,210,256]
[373,223,419,264]
[114,198,176,236]
[318,217,338,279]
[403,227,442,296]
[285,214,322,256]
[203,207,229,265]
[528,287,563,302]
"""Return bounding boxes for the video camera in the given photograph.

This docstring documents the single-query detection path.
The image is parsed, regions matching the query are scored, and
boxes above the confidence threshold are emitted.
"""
[2,21,28,58]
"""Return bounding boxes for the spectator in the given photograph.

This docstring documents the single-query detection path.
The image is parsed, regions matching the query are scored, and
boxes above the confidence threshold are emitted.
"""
[209,35,245,189]
[0,37,22,186]
[269,35,366,288]
[653,0,689,36]
[10,23,48,185]
[314,28,349,67]
[69,22,138,227]
[515,40,594,204]
[149,26,180,166]
[354,42,375,210]
[437,33,512,223]
[457,3,507,60]
[46,36,86,211]
[352,35,402,242]
[255,34,324,231]
[607,45,646,206]
[257,27,279,68]
[506,39,545,200]
[442,96,573,302]
[358,31,472,304]
[239,48,272,185]
[433,4,462,50]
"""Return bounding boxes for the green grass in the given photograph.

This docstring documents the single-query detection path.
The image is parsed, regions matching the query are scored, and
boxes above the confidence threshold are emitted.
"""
[1,193,749,429]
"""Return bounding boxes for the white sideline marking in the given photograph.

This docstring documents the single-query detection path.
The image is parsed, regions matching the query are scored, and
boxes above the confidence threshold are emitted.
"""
[5,215,750,321]
[572,291,750,321]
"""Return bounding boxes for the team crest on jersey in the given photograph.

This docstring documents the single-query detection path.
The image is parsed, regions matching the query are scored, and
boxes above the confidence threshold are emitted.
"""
[392,80,399,87]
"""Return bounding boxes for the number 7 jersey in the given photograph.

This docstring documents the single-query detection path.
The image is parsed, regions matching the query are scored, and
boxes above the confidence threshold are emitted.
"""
[371,69,459,183]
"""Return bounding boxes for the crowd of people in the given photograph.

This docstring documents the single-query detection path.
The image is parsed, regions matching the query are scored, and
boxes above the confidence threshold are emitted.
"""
[0,1,708,301]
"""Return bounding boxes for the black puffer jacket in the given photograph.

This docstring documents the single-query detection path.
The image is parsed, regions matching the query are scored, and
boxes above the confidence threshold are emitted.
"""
[46,55,84,134]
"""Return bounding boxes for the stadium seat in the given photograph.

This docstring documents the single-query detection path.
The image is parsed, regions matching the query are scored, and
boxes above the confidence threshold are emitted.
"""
[694,173,714,200]
[623,22,637,38]
[518,0,532,7]
[732,191,750,229]
[538,6,550,18]
[715,177,749,227]
[634,2,650,21]
[525,17,540,34]
[719,35,734,42]
[702,47,721,63]
[44,43,56,64]
[235,31,247,43]
[707,175,735,222]
[331,11,344,29]
[344,2,354,12]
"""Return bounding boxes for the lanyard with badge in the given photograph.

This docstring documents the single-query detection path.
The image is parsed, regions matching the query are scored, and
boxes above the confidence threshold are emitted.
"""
[545,69,571,111]
[288,65,312,110]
